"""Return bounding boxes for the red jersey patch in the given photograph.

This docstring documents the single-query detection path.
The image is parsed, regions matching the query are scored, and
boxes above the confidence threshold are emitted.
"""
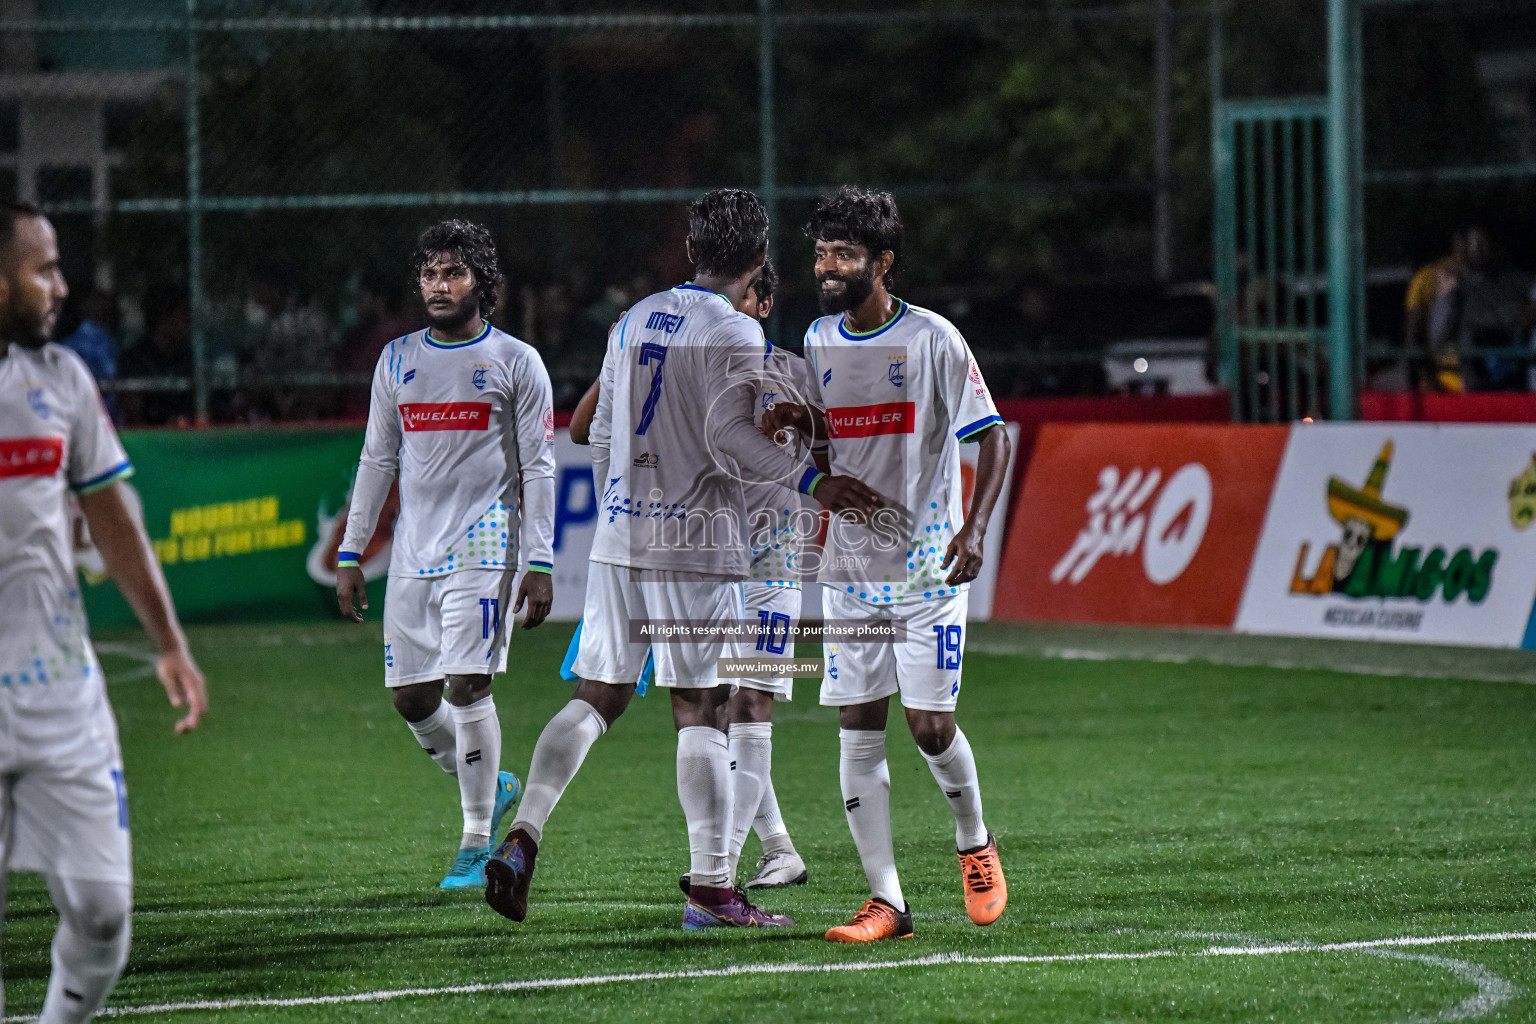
[0,437,64,478]
[826,402,915,439]
[400,402,492,431]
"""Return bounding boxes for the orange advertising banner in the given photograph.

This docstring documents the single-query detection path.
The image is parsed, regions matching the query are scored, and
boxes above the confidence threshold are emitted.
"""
[993,423,1289,628]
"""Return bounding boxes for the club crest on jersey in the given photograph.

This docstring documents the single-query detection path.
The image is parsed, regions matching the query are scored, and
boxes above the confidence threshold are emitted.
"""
[888,357,905,388]
[761,388,778,409]
[470,364,492,391]
[27,388,49,419]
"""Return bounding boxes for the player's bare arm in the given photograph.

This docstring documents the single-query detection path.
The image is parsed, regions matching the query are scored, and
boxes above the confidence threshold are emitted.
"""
[942,423,1010,585]
[78,480,207,733]
[569,377,600,445]
[760,401,828,445]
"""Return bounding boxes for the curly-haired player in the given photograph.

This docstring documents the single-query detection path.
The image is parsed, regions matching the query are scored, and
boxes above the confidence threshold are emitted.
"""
[336,219,556,889]
[767,187,1013,942]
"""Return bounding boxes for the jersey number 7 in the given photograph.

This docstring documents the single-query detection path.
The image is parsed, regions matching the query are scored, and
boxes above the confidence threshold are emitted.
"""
[636,342,667,435]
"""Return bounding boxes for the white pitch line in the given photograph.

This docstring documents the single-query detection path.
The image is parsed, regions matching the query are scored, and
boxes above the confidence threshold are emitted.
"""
[1366,950,1514,1023]
[2,930,1531,1021]
[128,902,966,921]
[993,642,1536,686]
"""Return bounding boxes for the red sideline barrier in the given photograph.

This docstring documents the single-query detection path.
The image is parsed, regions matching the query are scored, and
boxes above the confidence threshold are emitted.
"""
[1361,391,1536,424]
[990,394,1230,552]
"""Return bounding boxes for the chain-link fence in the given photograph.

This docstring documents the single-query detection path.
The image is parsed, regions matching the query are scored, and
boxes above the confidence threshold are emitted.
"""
[9,0,1536,424]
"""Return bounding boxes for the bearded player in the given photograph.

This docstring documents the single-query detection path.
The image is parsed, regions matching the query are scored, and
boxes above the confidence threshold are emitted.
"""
[0,202,207,1023]
[768,187,1011,942]
[485,190,880,930]
[336,219,555,889]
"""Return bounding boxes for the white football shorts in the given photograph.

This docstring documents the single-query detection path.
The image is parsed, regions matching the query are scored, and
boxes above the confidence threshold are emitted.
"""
[382,568,516,686]
[820,587,970,713]
[730,583,800,701]
[0,689,132,884]
[574,562,744,689]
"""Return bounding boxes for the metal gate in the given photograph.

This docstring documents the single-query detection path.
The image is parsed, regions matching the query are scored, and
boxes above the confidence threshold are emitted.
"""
[1214,99,1333,422]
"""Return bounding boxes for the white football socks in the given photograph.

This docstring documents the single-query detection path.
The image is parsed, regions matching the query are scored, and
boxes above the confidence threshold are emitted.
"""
[405,700,458,776]
[510,699,608,846]
[38,877,131,1024]
[451,696,501,848]
[677,726,733,889]
[726,721,772,879]
[839,727,903,909]
[922,727,989,851]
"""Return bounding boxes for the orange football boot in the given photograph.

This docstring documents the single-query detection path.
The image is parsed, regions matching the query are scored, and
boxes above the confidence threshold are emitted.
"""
[959,833,1007,925]
[824,897,914,942]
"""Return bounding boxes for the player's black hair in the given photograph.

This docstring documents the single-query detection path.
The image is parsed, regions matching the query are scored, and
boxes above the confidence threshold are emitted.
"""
[688,189,769,280]
[804,186,903,288]
[0,201,44,266]
[411,219,503,319]
[753,256,778,304]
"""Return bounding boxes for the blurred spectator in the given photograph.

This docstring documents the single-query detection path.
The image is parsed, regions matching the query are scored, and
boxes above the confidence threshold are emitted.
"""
[1407,223,1536,391]
[119,285,194,427]
[245,262,335,420]
[337,267,419,418]
[60,287,121,422]
[1008,272,1102,397]
[520,279,573,356]
[338,267,417,373]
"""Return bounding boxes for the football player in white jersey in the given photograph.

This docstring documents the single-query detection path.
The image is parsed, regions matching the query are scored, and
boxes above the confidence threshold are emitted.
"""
[681,260,815,892]
[486,190,880,930]
[767,187,1013,942]
[0,203,208,1023]
[569,267,813,892]
[336,220,555,889]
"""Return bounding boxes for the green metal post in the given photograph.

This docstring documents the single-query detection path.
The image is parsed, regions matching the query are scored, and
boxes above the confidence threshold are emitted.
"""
[186,0,207,422]
[1349,0,1367,390]
[1210,2,1238,418]
[1326,0,1356,420]
[758,0,780,345]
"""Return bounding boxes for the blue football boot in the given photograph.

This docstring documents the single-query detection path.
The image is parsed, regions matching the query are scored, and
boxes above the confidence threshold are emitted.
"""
[440,846,491,889]
[491,770,522,840]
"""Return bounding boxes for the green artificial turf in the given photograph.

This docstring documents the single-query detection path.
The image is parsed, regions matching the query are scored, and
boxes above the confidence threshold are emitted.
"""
[5,618,1536,1022]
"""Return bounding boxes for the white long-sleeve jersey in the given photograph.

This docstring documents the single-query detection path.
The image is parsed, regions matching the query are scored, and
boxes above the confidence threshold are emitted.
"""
[589,284,822,577]
[339,322,556,579]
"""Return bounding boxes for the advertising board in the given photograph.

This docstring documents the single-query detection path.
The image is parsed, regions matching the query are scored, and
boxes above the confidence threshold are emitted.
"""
[1235,424,1536,648]
[992,423,1289,627]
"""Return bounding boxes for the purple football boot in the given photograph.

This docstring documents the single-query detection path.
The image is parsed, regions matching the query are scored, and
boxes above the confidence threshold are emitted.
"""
[682,885,795,930]
[484,827,537,922]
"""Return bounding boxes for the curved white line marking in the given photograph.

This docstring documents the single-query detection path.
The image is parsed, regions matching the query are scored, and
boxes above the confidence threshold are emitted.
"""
[0,931,1529,1021]
[1366,950,1515,1023]
[1169,929,1515,1024]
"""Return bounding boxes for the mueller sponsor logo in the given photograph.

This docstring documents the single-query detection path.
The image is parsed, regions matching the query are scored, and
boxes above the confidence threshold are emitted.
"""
[826,402,915,439]
[0,437,64,478]
[400,402,492,431]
